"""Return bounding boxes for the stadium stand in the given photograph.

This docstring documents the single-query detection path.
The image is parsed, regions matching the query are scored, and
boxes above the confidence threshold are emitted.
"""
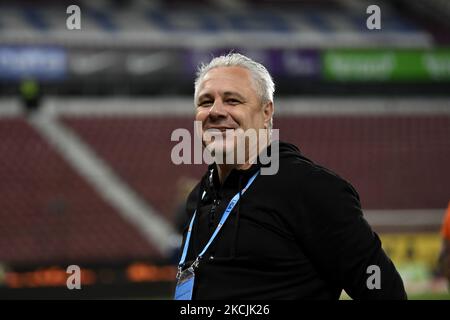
[61,114,450,215]
[0,118,161,266]
[0,0,433,48]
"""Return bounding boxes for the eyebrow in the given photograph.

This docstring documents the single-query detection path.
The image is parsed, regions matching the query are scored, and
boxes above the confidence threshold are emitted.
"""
[197,91,245,102]
[223,91,245,101]
[197,93,214,103]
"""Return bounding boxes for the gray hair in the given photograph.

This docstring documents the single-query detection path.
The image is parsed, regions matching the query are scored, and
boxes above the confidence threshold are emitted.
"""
[194,53,275,132]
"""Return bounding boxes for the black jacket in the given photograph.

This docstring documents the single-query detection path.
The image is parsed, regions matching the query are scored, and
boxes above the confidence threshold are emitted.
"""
[181,141,407,300]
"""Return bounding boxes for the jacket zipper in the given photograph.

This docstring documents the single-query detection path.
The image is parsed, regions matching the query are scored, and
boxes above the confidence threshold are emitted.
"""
[209,199,219,229]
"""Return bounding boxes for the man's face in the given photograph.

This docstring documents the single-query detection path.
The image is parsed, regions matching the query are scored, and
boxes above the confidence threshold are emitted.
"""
[195,66,271,162]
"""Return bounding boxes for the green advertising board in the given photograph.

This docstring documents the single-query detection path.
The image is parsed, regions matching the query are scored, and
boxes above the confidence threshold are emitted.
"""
[323,49,450,82]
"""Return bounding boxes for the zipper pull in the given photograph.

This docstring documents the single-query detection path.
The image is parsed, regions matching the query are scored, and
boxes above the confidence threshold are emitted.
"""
[209,199,219,228]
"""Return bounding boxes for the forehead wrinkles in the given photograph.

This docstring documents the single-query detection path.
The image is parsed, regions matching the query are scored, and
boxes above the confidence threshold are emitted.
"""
[196,67,261,102]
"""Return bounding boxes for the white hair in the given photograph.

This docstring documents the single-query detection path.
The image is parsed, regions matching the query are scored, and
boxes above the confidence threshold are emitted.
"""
[194,53,275,132]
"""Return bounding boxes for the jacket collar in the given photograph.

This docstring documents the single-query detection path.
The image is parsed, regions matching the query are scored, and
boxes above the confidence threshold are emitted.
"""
[205,142,273,193]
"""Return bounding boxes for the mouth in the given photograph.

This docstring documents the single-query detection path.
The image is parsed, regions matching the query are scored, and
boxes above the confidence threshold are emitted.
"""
[206,127,235,132]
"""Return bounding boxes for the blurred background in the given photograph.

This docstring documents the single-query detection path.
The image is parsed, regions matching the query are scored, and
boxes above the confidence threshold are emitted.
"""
[0,0,449,299]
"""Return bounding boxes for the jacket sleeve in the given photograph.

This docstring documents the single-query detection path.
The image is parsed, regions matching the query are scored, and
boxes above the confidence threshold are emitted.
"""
[293,166,407,300]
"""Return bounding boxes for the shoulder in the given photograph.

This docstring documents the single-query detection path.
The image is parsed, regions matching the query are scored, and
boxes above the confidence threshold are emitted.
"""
[269,154,362,222]
[277,153,359,199]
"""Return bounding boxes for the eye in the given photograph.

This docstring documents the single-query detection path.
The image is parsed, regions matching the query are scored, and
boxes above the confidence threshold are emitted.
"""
[198,100,213,107]
[226,99,241,105]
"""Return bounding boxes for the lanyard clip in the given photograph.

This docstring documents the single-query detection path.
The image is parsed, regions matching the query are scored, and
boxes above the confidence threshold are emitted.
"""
[191,257,201,270]
[176,266,183,280]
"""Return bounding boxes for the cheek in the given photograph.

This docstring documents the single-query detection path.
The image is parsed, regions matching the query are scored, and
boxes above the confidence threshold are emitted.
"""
[194,110,208,140]
[249,110,265,128]
[195,109,208,122]
[228,109,245,127]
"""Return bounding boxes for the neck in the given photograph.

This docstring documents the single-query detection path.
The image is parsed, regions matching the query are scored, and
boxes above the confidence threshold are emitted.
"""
[214,136,270,184]
[217,162,252,184]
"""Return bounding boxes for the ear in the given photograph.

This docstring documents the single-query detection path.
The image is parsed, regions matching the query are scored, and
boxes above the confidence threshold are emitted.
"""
[262,101,274,128]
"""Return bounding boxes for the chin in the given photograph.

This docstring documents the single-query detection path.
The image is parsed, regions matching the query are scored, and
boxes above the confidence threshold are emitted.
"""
[206,141,238,165]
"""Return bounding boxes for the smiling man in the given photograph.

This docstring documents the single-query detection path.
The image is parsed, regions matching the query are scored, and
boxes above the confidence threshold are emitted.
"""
[175,53,407,300]
[195,63,274,177]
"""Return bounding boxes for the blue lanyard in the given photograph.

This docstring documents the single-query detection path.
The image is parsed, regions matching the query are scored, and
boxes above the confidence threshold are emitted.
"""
[178,170,260,271]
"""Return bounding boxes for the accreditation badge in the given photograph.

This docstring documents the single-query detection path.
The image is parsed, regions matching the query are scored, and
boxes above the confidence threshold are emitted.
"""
[174,267,195,300]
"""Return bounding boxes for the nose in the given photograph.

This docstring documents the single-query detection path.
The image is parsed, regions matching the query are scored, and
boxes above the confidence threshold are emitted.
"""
[208,99,227,120]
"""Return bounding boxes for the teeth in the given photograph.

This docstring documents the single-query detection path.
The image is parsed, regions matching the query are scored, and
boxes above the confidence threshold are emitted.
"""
[206,127,235,132]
